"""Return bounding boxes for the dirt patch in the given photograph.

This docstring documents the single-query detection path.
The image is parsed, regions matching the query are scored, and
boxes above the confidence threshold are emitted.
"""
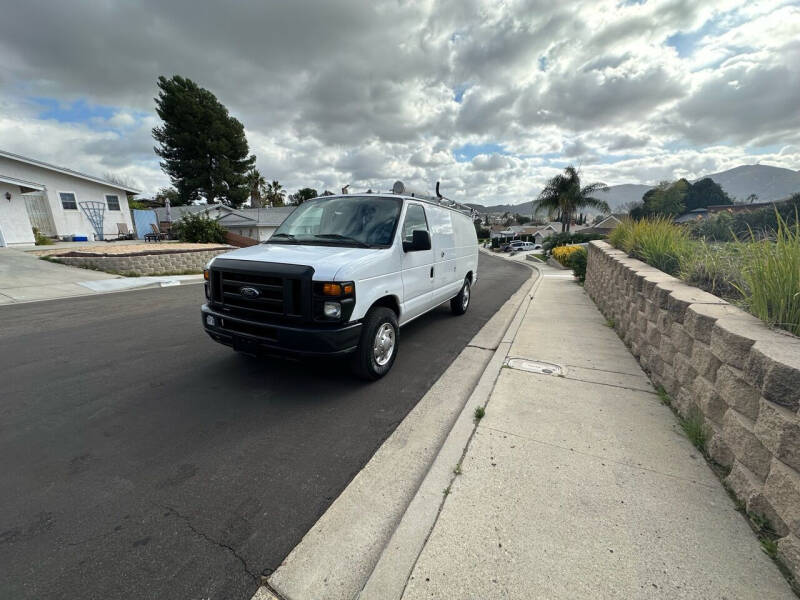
[37,243,230,258]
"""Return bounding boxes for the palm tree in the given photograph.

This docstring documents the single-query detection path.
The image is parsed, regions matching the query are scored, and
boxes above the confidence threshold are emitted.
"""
[532,166,610,232]
[265,180,285,207]
[246,168,266,207]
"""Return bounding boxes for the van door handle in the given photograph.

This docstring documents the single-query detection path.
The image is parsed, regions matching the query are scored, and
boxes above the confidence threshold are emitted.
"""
[441,251,445,257]
[430,267,434,278]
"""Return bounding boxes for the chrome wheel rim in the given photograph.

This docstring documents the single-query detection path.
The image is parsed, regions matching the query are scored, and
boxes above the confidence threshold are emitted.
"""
[462,282,470,310]
[373,323,395,366]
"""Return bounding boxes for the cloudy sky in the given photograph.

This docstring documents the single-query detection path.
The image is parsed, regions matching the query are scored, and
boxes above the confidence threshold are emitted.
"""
[1,0,798,204]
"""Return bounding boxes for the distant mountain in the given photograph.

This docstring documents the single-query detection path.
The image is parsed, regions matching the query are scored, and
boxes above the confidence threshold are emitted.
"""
[700,164,800,203]
[468,164,800,215]
[466,201,533,214]
[467,183,651,215]
[598,184,653,212]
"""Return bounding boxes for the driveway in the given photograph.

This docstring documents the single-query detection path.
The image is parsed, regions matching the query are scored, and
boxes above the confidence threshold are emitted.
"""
[0,252,530,600]
[0,248,118,304]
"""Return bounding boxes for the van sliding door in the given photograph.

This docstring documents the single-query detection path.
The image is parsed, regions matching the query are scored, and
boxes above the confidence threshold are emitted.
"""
[430,209,460,302]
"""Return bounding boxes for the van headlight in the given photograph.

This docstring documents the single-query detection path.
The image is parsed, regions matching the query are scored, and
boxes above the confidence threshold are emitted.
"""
[323,302,342,319]
[313,281,355,321]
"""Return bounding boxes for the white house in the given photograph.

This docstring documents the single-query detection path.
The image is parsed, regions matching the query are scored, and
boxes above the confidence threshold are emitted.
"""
[0,149,139,247]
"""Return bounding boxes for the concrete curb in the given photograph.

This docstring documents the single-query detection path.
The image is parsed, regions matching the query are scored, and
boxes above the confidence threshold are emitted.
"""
[255,256,540,600]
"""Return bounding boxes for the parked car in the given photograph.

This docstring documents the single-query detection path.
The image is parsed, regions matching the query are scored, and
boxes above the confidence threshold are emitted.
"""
[504,240,541,252]
[202,191,479,379]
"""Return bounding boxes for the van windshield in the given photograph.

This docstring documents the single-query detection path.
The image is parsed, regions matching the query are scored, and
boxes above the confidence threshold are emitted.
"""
[269,196,402,248]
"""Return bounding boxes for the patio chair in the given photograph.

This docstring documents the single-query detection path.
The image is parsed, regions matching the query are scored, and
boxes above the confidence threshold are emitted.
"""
[144,222,168,242]
[111,222,134,241]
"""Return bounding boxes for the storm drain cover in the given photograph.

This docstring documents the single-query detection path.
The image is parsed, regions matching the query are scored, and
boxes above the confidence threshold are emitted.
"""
[505,357,564,376]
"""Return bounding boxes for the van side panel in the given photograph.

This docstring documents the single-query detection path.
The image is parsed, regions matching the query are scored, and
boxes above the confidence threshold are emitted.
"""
[453,209,478,287]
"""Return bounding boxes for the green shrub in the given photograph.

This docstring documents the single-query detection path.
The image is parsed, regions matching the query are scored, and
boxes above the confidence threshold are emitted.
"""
[172,212,227,244]
[542,231,605,252]
[690,194,800,242]
[32,227,53,245]
[736,212,800,336]
[689,211,735,242]
[566,247,588,282]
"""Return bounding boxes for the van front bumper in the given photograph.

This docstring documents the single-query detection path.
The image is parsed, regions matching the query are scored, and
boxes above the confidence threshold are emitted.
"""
[201,304,362,356]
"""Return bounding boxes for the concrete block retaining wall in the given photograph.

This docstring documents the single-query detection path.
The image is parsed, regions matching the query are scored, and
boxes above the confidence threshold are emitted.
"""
[53,248,230,276]
[585,240,800,581]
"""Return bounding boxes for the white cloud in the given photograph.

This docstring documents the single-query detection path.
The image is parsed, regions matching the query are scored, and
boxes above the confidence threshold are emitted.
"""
[0,0,796,205]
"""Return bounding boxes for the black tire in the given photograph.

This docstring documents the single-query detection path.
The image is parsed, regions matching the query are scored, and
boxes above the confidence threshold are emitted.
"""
[450,277,471,315]
[351,306,399,380]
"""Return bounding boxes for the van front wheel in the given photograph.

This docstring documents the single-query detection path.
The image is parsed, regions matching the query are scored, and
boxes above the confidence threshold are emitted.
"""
[351,307,399,380]
[450,277,471,315]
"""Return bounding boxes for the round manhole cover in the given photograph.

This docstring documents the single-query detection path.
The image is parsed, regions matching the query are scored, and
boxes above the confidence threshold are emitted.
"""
[505,358,564,376]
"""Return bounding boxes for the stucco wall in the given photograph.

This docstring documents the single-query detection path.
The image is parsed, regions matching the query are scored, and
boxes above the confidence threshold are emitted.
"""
[585,240,800,580]
[53,248,229,275]
[0,156,134,241]
[0,182,36,245]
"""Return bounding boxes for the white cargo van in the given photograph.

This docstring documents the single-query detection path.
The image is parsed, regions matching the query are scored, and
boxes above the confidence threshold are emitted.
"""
[201,187,479,379]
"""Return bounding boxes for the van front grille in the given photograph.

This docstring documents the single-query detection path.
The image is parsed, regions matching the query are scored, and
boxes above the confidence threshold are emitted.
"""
[209,258,313,325]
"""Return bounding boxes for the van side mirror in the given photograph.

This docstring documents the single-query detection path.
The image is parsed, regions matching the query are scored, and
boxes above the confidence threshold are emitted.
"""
[403,229,431,252]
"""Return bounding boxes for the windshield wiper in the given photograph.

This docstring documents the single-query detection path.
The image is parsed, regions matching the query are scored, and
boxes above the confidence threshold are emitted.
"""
[313,234,370,248]
[268,232,296,243]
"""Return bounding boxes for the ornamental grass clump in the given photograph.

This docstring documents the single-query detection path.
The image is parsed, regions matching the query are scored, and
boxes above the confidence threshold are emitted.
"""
[609,217,693,276]
[627,217,693,276]
[680,241,745,300]
[608,217,636,252]
[736,212,800,336]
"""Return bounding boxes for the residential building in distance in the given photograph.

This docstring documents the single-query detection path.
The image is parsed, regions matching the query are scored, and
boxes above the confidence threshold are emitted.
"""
[154,204,295,241]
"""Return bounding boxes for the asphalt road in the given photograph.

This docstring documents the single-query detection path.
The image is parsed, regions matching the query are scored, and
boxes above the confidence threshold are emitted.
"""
[0,252,529,600]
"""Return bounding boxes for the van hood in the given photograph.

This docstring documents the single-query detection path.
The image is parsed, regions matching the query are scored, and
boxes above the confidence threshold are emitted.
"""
[210,243,384,281]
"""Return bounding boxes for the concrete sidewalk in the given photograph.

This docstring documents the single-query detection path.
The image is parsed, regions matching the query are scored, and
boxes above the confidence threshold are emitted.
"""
[398,261,794,599]
[0,248,201,304]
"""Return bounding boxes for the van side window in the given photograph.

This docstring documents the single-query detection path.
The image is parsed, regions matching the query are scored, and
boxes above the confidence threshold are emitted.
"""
[402,204,428,242]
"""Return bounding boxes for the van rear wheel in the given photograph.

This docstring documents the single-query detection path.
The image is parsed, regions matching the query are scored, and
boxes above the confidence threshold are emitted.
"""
[351,307,399,380]
[450,277,471,315]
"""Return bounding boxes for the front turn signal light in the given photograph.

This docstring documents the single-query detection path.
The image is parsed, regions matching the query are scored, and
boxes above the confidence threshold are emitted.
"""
[203,269,209,281]
[322,283,342,296]
[318,281,355,297]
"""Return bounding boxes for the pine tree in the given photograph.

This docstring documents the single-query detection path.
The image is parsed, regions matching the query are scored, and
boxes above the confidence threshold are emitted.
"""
[153,75,255,207]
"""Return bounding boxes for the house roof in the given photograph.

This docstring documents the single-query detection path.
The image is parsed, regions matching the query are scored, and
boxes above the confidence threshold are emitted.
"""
[0,174,46,193]
[219,207,295,227]
[154,203,296,227]
[154,204,213,222]
[0,149,141,194]
[674,209,709,224]
[592,213,626,229]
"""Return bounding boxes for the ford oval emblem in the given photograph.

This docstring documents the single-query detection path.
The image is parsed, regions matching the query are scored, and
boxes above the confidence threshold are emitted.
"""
[240,286,260,299]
